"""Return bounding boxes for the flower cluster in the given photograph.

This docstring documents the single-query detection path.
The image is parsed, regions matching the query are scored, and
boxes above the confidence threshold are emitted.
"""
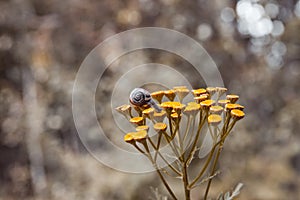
[116,86,245,200]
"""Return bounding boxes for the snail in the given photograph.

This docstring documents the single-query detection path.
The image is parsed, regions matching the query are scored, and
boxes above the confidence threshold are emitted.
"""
[129,88,162,112]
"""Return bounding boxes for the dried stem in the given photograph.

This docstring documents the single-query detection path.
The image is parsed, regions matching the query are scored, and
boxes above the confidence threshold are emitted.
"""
[204,141,224,200]
[142,142,177,200]
[182,161,190,200]
[148,138,182,176]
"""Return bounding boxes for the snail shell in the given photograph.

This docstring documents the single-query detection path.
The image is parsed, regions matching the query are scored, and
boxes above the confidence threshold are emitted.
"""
[129,88,162,112]
[129,88,151,106]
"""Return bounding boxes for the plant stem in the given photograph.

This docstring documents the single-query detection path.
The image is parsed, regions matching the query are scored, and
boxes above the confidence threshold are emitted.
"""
[183,115,192,143]
[168,115,174,136]
[185,115,196,150]
[202,113,234,199]
[189,140,221,188]
[148,138,182,176]
[182,162,190,200]
[142,141,178,200]
[162,130,183,162]
[155,165,178,200]
[185,111,207,164]
[204,141,224,200]
[154,133,163,161]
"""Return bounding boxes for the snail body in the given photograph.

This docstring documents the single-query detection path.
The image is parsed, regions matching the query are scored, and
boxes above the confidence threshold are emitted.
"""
[129,88,162,112]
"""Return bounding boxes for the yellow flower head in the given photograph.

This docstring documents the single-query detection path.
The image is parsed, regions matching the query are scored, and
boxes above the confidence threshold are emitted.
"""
[200,99,215,109]
[206,87,217,95]
[230,109,245,120]
[225,103,244,111]
[133,130,148,141]
[124,132,135,143]
[226,94,239,103]
[174,88,189,102]
[192,88,207,97]
[130,117,144,126]
[209,105,224,114]
[124,131,148,143]
[161,101,183,114]
[208,114,222,126]
[216,87,227,96]
[172,103,186,114]
[151,91,165,103]
[164,90,176,101]
[218,99,230,107]
[194,94,209,103]
[142,107,155,119]
[136,125,149,132]
[184,103,200,116]
[153,123,167,131]
[153,110,166,122]
[115,104,132,117]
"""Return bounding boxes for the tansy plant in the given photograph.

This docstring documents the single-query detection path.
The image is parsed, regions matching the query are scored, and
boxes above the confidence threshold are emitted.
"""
[116,86,245,200]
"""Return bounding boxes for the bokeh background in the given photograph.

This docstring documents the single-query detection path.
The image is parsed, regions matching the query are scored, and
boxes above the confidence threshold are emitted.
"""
[1,0,300,199]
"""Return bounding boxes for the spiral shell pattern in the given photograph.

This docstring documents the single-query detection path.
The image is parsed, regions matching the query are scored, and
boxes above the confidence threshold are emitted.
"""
[129,88,151,106]
[129,88,162,112]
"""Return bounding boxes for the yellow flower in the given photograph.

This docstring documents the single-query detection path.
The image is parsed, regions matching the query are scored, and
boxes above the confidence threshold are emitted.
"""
[151,91,165,103]
[216,87,227,96]
[142,107,155,119]
[115,104,132,117]
[209,105,224,114]
[136,125,149,132]
[133,130,148,141]
[208,114,222,126]
[184,103,200,116]
[226,94,239,103]
[124,131,148,143]
[130,117,144,126]
[172,103,186,114]
[192,88,207,97]
[124,132,135,143]
[174,88,189,102]
[225,103,244,111]
[218,99,230,107]
[153,110,166,122]
[161,101,184,114]
[230,109,245,120]
[206,87,217,95]
[200,99,215,109]
[153,123,167,131]
[164,90,176,101]
[194,94,209,103]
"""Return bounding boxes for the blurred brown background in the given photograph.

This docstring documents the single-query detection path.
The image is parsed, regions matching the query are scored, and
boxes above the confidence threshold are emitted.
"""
[0,0,300,199]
